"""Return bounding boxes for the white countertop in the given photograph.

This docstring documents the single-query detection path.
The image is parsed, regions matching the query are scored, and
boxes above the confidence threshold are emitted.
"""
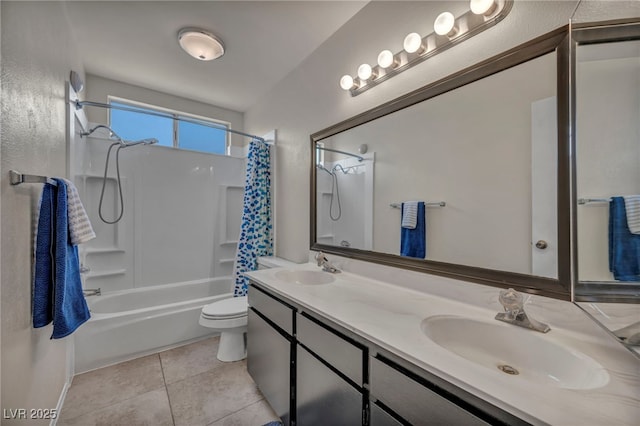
[246,261,640,426]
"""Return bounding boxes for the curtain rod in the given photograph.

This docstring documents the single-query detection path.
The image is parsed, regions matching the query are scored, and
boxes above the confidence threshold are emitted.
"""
[74,100,267,144]
[315,145,364,162]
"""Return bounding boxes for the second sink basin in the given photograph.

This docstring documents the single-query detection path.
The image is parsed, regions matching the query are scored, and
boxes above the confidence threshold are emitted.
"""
[274,269,336,285]
[421,315,609,390]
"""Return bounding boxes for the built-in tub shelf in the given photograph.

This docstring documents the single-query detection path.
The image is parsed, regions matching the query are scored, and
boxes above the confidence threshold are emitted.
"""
[219,258,235,265]
[84,269,126,279]
[221,240,239,246]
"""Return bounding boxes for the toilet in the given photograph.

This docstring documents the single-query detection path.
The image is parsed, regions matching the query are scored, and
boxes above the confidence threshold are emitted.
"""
[199,296,249,362]
[199,257,297,362]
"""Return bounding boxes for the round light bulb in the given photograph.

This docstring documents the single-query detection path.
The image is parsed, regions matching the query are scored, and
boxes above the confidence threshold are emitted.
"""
[470,0,497,16]
[377,50,395,69]
[339,75,355,90]
[357,63,373,80]
[434,12,456,36]
[403,32,423,54]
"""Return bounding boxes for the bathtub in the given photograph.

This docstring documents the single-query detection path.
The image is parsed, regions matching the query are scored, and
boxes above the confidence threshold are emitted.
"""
[74,277,233,374]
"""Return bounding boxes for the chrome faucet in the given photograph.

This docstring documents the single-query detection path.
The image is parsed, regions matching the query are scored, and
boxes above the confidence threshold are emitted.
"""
[315,251,341,273]
[495,288,550,333]
[613,321,640,346]
[83,288,101,297]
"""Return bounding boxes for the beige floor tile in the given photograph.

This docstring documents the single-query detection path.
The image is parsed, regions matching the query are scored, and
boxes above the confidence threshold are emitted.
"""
[167,360,263,426]
[57,388,173,426]
[160,336,224,384]
[208,398,281,426]
[59,354,165,421]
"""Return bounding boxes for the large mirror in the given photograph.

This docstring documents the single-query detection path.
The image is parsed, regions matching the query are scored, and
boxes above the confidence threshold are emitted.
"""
[573,20,640,303]
[311,28,572,299]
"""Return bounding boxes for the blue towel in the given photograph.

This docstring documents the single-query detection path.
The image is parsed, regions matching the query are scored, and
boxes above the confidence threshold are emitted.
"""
[33,179,90,338]
[609,197,640,281]
[401,201,426,258]
[33,183,56,328]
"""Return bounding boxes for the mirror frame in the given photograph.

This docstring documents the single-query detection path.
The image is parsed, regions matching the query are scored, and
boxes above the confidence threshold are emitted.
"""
[310,26,572,300]
[571,18,640,303]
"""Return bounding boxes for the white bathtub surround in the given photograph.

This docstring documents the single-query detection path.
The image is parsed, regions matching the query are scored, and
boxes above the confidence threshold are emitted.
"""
[74,278,232,373]
[247,263,640,425]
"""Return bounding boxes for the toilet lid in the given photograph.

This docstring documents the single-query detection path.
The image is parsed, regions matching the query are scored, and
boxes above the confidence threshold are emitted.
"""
[202,296,248,319]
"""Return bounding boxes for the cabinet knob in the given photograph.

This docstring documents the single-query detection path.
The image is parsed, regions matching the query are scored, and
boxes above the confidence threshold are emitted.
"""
[535,240,548,250]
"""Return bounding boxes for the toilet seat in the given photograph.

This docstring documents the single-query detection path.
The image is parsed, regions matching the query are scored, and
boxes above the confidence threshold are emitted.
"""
[201,296,248,319]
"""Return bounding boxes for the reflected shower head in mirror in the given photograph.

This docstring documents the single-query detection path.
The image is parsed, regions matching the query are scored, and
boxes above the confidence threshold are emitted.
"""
[316,164,334,176]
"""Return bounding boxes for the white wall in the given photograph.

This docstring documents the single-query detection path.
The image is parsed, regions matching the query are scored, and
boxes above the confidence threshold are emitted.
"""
[244,0,580,263]
[85,74,246,150]
[1,1,84,422]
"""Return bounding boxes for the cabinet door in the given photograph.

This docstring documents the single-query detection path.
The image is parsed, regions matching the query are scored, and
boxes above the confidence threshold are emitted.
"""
[370,403,403,426]
[296,345,363,426]
[247,309,291,425]
[370,357,490,426]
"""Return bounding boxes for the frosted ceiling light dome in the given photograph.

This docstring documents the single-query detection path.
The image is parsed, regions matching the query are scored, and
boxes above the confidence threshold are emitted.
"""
[178,28,225,61]
[340,75,355,90]
[434,12,456,36]
[377,50,396,69]
[470,0,497,15]
[403,32,424,54]
[357,63,374,80]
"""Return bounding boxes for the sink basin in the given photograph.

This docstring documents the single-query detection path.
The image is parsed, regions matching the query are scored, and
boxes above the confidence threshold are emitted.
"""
[274,269,336,285]
[421,315,609,390]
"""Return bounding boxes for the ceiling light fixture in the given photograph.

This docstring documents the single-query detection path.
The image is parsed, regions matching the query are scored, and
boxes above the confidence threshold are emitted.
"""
[339,0,513,96]
[178,28,225,61]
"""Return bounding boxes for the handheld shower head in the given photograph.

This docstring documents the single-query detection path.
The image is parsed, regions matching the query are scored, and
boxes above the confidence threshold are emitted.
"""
[122,138,159,147]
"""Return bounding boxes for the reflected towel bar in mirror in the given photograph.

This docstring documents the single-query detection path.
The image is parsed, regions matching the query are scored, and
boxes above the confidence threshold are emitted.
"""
[390,202,446,208]
[578,198,611,205]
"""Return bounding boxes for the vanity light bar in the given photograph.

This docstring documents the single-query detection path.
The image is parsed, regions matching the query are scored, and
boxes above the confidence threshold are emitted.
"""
[340,0,513,96]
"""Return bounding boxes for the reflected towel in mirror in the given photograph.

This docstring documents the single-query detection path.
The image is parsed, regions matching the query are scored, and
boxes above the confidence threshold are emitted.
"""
[623,195,640,234]
[609,197,640,281]
[401,202,426,259]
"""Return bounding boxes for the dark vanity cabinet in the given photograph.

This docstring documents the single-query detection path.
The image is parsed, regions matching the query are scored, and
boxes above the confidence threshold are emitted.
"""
[295,313,366,425]
[247,285,295,425]
[247,282,529,426]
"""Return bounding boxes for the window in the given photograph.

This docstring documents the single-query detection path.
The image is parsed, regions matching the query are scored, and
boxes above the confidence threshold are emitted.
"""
[109,98,230,155]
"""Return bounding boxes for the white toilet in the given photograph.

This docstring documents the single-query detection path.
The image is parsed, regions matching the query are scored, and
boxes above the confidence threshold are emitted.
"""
[199,257,297,362]
[199,296,249,362]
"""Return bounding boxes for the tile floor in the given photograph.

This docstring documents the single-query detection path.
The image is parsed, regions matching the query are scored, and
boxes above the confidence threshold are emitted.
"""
[58,337,281,426]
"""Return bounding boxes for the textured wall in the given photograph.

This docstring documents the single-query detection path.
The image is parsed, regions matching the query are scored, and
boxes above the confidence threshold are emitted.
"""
[244,0,581,263]
[1,1,84,421]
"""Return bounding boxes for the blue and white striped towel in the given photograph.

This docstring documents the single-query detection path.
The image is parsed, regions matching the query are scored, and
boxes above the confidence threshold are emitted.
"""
[62,179,96,245]
[623,195,640,235]
[401,201,419,229]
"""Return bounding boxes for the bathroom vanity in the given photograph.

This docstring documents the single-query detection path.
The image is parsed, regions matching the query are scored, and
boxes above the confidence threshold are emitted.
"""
[246,263,640,426]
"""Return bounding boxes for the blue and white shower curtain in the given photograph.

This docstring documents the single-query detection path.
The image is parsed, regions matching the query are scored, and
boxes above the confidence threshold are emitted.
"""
[233,139,273,296]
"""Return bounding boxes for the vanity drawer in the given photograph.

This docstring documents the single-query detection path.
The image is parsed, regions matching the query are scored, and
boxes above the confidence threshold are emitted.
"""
[370,357,490,426]
[248,283,294,335]
[296,312,364,385]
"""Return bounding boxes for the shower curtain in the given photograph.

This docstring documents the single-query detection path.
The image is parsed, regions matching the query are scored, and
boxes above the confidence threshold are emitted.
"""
[233,139,273,296]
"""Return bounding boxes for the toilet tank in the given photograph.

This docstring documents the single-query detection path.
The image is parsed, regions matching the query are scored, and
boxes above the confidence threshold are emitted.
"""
[257,256,300,270]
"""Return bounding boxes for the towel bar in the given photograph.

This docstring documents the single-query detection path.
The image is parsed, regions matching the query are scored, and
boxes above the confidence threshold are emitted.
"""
[9,170,57,186]
[390,201,446,208]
